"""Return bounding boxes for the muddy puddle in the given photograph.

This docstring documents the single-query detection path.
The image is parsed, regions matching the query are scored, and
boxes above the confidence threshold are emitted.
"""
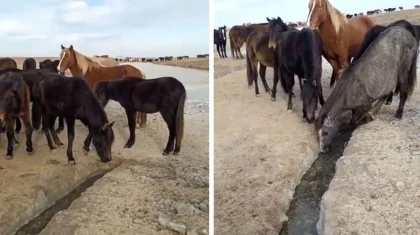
[279,125,354,235]
[14,168,116,235]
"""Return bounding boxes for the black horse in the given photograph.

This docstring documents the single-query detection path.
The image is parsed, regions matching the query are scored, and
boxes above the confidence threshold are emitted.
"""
[352,19,420,105]
[267,17,324,123]
[22,58,36,71]
[33,74,115,165]
[95,76,186,155]
[214,26,228,58]
[0,72,34,158]
[39,59,61,74]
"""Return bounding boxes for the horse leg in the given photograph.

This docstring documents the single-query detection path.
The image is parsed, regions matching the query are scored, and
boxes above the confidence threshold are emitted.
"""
[48,115,64,148]
[5,118,15,159]
[65,117,76,165]
[56,117,64,133]
[286,73,294,112]
[216,45,222,58]
[20,108,34,154]
[222,44,228,58]
[161,109,176,155]
[251,59,260,96]
[385,92,393,105]
[371,96,388,115]
[270,66,280,101]
[317,79,325,106]
[124,109,137,148]
[42,108,56,150]
[83,128,93,155]
[15,118,21,133]
[329,60,339,88]
[259,64,270,92]
[141,112,147,126]
[238,47,245,59]
[394,82,408,120]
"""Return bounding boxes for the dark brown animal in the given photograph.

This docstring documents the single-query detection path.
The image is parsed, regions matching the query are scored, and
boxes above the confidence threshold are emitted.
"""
[0,58,17,70]
[0,72,34,159]
[229,23,269,59]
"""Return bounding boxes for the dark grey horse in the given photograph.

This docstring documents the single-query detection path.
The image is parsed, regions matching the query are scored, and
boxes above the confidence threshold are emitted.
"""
[315,26,419,153]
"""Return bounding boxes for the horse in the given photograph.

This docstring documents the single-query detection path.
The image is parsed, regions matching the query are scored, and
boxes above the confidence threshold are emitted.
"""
[268,17,324,123]
[58,45,147,128]
[0,72,34,159]
[315,26,419,153]
[214,26,228,58]
[229,23,269,59]
[23,58,36,70]
[94,76,186,155]
[245,31,275,96]
[39,59,61,74]
[0,58,17,70]
[306,0,375,87]
[352,19,420,105]
[33,73,115,165]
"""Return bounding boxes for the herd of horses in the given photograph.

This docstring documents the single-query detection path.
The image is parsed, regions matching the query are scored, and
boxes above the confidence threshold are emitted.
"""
[227,0,420,153]
[0,44,186,165]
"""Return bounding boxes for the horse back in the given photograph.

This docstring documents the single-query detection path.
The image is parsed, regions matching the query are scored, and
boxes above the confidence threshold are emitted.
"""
[0,58,18,70]
[345,16,375,56]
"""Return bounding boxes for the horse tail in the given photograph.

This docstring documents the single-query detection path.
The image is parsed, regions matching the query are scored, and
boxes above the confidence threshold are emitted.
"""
[31,101,42,130]
[229,30,235,58]
[175,87,186,150]
[246,49,254,86]
[407,47,418,98]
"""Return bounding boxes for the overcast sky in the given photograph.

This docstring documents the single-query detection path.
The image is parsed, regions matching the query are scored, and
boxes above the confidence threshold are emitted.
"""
[214,0,419,26]
[0,0,209,57]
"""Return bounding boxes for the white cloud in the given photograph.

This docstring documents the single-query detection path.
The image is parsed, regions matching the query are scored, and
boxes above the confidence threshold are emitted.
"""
[0,0,208,57]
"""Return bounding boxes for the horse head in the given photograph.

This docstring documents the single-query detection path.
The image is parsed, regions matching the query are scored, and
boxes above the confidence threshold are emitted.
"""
[266,16,288,51]
[58,44,77,75]
[306,0,328,29]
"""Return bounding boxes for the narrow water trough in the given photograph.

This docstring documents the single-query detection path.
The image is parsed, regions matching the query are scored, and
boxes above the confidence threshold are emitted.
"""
[279,125,354,235]
[14,166,118,235]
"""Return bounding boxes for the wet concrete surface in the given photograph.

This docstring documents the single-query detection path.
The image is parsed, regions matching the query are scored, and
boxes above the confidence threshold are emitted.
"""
[279,126,353,235]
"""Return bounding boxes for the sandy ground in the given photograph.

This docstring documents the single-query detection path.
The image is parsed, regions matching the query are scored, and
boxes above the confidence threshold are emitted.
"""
[0,61,209,234]
[214,8,420,235]
[153,58,209,71]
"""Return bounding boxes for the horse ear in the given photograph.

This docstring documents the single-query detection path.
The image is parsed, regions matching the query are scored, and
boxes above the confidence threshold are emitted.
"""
[277,17,281,22]
[61,44,65,50]
[69,45,74,51]
[266,17,270,22]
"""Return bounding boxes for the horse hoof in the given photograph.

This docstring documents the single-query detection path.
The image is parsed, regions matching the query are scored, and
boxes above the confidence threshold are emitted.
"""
[56,142,65,148]
[68,160,76,165]
[271,97,276,101]
[136,124,141,129]
[124,143,133,148]
[248,85,252,89]
[27,148,34,155]
[83,149,89,156]
[287,109,292,113]
[5,155,13,160]
[256,94,260,97]
[162,151,170,156]
[173,151,179,155]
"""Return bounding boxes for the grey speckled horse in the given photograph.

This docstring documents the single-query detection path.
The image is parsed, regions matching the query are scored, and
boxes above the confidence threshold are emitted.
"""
[315,26,419,153]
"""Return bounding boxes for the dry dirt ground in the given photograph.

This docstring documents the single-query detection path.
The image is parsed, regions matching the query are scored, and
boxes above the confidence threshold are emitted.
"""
[0,60,209,235]
[215,9,420,235]
[153,58,209,71]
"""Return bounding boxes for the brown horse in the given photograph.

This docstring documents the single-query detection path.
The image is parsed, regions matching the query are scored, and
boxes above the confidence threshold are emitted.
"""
[246,31,275,96]
[0,58,18,70]
[229,23,269,59]
[58,45,147,127]
[306,0,374,87]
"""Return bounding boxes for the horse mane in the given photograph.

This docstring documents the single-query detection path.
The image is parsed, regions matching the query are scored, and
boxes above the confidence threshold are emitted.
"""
[325,0,348,35]
[73,50,101,76]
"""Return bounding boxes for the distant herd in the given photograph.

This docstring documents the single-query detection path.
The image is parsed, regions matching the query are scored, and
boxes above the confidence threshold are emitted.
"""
[97,54,209,63]
[0,44,187,165]
[216,0,420,152]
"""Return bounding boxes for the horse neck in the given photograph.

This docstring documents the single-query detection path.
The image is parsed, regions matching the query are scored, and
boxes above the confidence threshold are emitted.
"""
[82,98,108,132]
[318,16,339,43]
